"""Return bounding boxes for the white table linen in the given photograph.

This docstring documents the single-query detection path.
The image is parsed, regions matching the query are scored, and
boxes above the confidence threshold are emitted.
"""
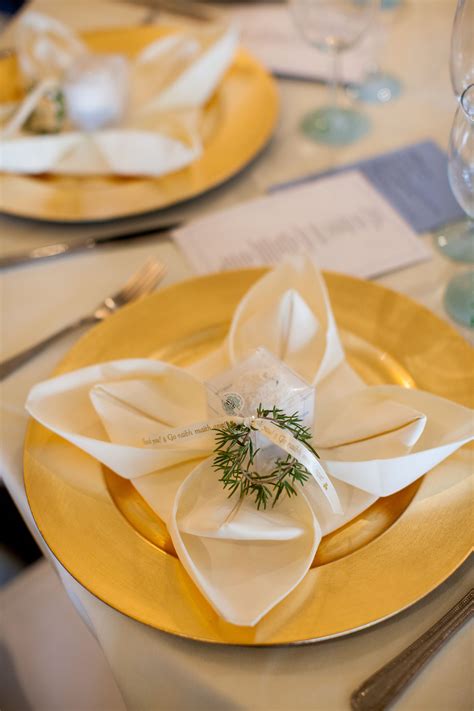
[0,1,472,709]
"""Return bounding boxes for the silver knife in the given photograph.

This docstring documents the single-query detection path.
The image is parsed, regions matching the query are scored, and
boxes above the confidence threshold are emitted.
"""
[0,221,180,270]
[121,0,218,22]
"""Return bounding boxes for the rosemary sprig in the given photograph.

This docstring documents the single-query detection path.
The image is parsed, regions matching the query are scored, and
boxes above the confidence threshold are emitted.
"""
[212,404,319,510]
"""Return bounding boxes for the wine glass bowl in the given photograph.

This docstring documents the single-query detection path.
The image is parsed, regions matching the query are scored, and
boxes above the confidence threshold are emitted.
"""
[448,85,474,219]
[434,0,474,267]
[450,0,474,100]
[436,85,474,263]
[443,84,474,327]
[291,0,374,52]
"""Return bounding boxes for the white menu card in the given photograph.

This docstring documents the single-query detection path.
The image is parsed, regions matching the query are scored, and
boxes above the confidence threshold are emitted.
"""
[173,171,430,278]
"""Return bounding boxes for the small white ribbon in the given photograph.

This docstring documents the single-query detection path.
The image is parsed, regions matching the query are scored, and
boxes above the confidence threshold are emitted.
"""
[141,415,343,515]
[244,417,343,515]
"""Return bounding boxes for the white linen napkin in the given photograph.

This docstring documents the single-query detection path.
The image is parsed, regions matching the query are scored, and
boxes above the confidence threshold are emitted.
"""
[0,12,238,176]
[26,257,473,626]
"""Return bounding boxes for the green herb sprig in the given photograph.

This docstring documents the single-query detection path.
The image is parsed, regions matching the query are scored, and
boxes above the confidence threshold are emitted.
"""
[25,87,66,135]
[213,404,319,510]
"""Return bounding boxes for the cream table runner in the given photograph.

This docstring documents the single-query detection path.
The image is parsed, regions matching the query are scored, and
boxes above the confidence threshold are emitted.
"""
[0,1,472,709]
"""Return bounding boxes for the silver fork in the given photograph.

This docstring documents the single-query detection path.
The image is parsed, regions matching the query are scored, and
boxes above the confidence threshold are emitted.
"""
[0,259,166,381]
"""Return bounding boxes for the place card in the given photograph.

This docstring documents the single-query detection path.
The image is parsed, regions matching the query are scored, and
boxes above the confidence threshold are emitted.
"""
[173,171,430,277]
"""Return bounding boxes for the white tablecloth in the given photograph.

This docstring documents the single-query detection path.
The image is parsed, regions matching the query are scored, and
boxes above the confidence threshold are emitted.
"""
[0,1,472,709]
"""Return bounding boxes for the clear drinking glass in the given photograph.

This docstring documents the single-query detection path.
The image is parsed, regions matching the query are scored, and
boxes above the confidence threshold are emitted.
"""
[443,85,474,328]
[434,0,474,262]
[290,0,376,145]
[352,0,402,104]
[450,0,474,100]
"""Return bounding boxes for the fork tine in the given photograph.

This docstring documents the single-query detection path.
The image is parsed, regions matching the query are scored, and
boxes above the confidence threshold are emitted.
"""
[132,261,166,297]
[113,259,166,304]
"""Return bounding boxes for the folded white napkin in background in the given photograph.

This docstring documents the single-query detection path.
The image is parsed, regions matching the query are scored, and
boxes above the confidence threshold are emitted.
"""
[0,11,238,176]
[26,258,473,626]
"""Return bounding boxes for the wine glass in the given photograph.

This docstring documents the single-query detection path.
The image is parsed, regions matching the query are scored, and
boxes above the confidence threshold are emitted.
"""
[443,85,474,328]
[450,0,474,100]
[434,0,474,261]
[290,0,376,145]
[352,0,402,104]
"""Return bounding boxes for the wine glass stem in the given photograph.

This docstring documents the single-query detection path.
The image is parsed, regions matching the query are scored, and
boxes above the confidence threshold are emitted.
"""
[329,48,341,108]
[368,3,382,75]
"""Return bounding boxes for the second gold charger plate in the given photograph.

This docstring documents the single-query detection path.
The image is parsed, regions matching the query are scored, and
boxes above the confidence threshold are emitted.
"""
[0,26,278,222]
[24,270,473,645]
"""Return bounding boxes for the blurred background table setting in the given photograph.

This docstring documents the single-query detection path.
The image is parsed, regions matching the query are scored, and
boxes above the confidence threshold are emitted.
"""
[0,0,473,710]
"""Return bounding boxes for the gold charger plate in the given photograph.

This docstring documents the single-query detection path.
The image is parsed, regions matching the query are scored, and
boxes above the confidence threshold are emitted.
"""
[0,26,278,222]
[24,270,473,645]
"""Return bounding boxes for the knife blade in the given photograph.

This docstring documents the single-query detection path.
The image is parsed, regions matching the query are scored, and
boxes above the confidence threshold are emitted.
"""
[0,221,181,270]
[120,0,218,22]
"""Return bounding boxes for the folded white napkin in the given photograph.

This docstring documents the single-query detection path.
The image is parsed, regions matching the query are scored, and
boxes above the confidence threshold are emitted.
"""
[26,258,473,626]
[0,12,238,176]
